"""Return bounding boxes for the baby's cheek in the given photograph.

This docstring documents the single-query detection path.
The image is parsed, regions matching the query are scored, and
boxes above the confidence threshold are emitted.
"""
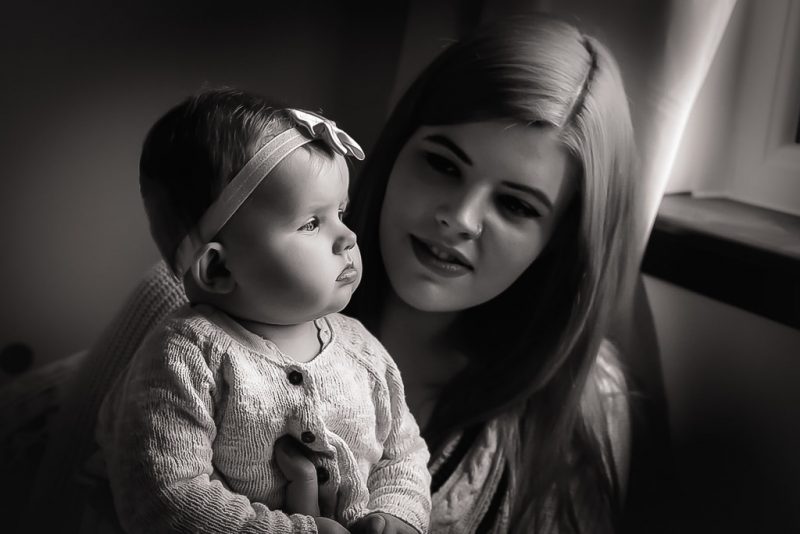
[352,245,363,270]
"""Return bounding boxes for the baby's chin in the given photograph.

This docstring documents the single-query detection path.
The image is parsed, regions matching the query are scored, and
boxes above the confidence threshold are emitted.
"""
[261,297,357,324]
[320,293,356,318]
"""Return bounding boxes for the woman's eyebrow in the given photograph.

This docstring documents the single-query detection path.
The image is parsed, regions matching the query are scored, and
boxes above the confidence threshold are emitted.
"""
[423,134,473,165]
[501,181,553,211]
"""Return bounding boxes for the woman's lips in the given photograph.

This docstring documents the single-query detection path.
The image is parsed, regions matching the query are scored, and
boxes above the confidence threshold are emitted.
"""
[410,235,473,278]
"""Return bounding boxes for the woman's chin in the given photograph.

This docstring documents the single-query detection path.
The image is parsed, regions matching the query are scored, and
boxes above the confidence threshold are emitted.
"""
[390,279,465,313]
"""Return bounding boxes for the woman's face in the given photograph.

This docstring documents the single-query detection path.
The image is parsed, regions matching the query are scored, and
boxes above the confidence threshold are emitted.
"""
[379,121,577,312]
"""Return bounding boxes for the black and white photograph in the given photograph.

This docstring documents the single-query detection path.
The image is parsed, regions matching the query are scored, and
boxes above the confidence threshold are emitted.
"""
[2,1,798,533]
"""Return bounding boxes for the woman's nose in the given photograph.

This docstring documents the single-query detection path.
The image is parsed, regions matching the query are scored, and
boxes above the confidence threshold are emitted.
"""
[333,225,357,254]
[435,190,485,240]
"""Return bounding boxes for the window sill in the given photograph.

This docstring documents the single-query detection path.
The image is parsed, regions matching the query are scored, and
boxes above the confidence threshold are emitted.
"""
[641,193,800,329]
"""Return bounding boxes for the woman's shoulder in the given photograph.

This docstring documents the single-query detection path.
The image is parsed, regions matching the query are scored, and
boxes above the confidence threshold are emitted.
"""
[99,260,189,349]
[580,340,629,431]
[588,339,628,399]
[580,339,631,489]
[129,260,188,314]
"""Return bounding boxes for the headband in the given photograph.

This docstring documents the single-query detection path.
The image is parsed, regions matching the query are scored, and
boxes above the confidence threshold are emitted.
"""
[172,108,365,277]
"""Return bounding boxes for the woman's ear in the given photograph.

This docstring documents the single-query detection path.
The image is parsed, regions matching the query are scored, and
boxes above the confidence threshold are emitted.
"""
[190,242,235,294]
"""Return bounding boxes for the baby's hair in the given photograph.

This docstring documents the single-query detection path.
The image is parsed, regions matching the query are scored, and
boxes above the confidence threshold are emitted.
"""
[139,88,333,272]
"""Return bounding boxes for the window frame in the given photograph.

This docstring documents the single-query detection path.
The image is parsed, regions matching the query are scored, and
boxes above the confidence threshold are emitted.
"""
[722,0,800,215]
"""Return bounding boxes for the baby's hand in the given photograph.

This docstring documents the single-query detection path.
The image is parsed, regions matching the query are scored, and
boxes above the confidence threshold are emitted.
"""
[352,513,418,534]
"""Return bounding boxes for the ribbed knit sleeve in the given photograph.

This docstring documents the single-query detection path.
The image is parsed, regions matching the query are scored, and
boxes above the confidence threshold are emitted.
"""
[27,261,188,532]
[96,320,317,534]
[366,351,432,534]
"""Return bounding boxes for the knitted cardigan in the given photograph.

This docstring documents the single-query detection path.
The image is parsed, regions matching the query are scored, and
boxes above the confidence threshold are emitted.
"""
[26,261,629,533]
[426,348,629,533]
[95,305,430,534]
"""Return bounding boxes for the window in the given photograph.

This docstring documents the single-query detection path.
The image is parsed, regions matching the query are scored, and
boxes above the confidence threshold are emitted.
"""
[646,0,800,324]
[669,0,800,215]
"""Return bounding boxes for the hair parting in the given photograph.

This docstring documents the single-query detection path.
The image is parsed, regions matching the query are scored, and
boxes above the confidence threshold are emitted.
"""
[563,36,598,130]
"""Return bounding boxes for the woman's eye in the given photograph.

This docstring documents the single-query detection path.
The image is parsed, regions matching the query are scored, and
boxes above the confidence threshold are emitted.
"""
[498,195,540,219]
[338,207,348,221]
[424,152,460,177]
[298,217,320,232]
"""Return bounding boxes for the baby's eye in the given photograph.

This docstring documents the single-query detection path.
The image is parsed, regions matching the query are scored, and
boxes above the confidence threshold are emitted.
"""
[497,195,540,219]
[338,206,349,221]
[424,152,460,177]
[298,217,320,232]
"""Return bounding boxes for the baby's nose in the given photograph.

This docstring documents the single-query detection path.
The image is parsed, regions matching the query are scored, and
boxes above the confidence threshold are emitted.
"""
[333,227,357,254]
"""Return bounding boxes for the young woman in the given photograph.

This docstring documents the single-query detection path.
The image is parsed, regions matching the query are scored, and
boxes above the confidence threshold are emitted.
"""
[283,14,636,534]
[29,14,635,534]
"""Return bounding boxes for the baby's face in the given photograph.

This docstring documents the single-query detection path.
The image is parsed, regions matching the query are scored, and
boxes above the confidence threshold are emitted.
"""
[217,146,361,325]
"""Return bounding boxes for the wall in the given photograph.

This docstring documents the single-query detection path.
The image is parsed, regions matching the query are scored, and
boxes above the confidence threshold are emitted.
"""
[645,275,800,531]
[666,0,747,194]
[389,0,461,107]
[0,1,408,370]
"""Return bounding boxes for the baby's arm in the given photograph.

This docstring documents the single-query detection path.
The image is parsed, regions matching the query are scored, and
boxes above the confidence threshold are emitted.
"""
[97,326,317,534]
[362,351,431,534]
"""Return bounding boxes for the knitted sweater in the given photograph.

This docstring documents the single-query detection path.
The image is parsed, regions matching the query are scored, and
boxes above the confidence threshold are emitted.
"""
[426,346,629,533]
[27,261,629,533]
[95,304,431,534]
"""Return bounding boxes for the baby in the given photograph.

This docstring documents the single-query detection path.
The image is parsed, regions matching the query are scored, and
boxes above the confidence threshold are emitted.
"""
[95,89,430,534]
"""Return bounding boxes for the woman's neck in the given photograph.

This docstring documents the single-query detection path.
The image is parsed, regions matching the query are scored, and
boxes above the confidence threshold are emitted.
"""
[379,291,458,347]
[378,291,469,428]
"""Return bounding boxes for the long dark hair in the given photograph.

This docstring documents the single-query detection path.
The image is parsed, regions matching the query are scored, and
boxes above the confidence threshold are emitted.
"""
[346,15,636,533]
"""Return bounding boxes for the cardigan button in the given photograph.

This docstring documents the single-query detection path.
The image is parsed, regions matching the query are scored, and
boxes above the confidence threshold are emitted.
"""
[316,466,330,484]
[301,431,316,444]
[287,370,304,385]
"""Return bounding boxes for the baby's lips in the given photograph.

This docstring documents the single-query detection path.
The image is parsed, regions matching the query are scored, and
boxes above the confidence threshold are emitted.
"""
[336,264,359,282]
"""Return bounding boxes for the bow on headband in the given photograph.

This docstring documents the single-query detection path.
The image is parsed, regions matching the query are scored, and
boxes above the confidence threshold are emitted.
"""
[172,108,365,277]
[289,108,365,160]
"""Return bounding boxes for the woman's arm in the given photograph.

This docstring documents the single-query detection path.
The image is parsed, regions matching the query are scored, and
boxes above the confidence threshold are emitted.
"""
[274,437,350,534]
[97,326,317,534]
[27,261,189,532]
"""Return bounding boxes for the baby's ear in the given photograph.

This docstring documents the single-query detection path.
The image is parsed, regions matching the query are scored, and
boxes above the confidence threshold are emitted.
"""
[190,242,235,294]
